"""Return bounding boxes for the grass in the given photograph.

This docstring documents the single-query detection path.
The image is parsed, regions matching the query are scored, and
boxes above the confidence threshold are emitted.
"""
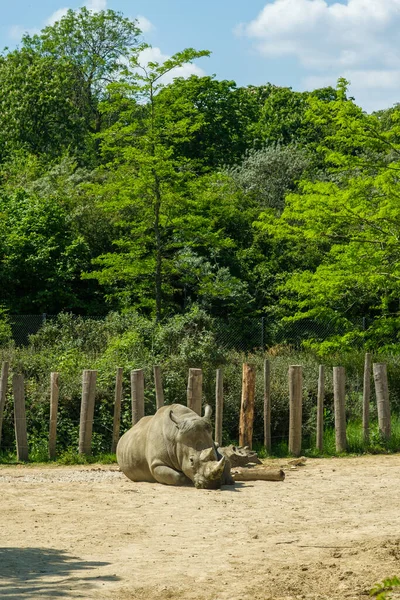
[254,416,400,459]
[1,417,399,464]
[0,447,117,466]
[303,416,400,458]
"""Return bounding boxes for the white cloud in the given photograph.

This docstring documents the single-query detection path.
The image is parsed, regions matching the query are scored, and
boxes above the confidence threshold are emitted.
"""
[137,15,154,33]
[8,24,39,40]
[8,0,108,44]
[238,0,400,110]
[138,46,205,83]
[46,8,69,26]
[85,0,107,11]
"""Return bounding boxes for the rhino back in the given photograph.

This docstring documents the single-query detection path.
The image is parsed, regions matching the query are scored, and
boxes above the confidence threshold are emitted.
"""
[116,416,155,482]
[145,404,184,474]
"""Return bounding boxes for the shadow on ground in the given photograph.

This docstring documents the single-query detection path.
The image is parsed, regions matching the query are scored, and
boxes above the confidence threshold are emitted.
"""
[0,547,119,599]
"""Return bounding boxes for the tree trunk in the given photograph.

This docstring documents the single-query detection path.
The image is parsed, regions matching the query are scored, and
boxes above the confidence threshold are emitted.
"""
[0,361,9,448]
[333,366,347,453]
[187,368,203,416]
[232,467,285,482]
[263,359,271,453]
[288,365,302,457]
[215,369,223,446]
[316,365,324,452]
[239,364,256,449]
[363,353,372,443]
[111,367,123,453]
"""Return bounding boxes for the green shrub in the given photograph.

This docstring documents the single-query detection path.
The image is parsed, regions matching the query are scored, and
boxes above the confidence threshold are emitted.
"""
[1,310,400,461]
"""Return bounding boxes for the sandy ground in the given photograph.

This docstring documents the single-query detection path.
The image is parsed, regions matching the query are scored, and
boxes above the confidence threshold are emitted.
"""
[1,455,400,600]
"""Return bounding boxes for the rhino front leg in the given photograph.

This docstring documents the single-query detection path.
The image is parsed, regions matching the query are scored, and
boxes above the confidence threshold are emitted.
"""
[152,465,192,486]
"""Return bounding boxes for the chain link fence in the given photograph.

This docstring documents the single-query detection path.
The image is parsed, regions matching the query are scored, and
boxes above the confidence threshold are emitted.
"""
[8,313,366,350]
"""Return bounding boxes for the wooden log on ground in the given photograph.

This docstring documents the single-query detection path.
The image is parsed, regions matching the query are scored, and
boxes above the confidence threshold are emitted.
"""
[218,444,262,467]
[333,366,347,452]
[239,363,256,449]
[131,369,145,426]
[187,368,202,416]
[373,362,391,440]
[215,369,223,446]
[48,372,59,460]
[231,466,285,482]
[264,359,271,453]
[153,365,164,411]
[316,365,324,452]
[0,361,9,448]
[363,353,372,444]
[288,365,302,457]
[13,374,28,461]
[79,370,97,456]
[111,367,123,454]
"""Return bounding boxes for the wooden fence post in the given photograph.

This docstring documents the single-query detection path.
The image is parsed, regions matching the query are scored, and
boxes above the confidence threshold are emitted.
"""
[48,372,59,459]
[239,363,256,449]
[131,369,145,426]
[79,370,97,455]
[13,374,28,461]
[363,353,372,443]
[288,365,302,457]
[333,366,347,452]
[111,367,123,453]
[316,365,324,452]
[264,359,271,453]
[215,369,223,446]
[153,365,164,411]
[187,368,203,416]
[373,363,391,440]
[0,361,9,448]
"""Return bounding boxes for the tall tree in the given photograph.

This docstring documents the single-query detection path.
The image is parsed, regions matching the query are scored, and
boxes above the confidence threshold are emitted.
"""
[85,47,211,320]
[154,77,264,168]
[0,8,141,162]
[23,7,141,133]
[257,80,400,350]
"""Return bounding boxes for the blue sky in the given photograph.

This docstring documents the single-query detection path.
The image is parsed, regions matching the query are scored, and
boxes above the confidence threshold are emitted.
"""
[1,0,400,113]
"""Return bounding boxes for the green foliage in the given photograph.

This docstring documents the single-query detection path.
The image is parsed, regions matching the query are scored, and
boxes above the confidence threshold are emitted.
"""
[256,79,400,349]
[228,144,311,211]
[0,48,90,159]
[155,77,263,168]
[370,576,400,599]
[0,309,12,347]
[0,189,93,313]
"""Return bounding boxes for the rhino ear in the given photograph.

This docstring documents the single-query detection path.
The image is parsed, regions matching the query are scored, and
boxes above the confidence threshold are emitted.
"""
[169,410,185,429]
[203,404,212,421]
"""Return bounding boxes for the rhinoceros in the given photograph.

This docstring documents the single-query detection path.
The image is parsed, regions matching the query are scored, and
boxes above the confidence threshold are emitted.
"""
[117,403,233,489]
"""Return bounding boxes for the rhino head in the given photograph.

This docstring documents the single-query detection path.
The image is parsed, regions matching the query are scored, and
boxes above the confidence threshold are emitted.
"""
[169,405,226,489]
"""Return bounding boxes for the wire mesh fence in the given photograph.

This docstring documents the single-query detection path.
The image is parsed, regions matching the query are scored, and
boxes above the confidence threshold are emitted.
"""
[7,313,367,350]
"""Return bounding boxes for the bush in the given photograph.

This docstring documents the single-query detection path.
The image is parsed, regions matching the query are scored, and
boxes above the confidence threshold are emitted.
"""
[0,310,400,460]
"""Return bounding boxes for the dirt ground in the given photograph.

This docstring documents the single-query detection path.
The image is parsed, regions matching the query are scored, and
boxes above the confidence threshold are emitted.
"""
[1,455,400,600]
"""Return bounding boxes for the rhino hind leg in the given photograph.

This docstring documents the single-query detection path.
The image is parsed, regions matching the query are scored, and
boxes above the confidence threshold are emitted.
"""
[152,465,192,486]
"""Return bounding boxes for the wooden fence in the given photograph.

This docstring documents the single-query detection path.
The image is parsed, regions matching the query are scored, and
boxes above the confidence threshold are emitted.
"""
[0,355,394,460]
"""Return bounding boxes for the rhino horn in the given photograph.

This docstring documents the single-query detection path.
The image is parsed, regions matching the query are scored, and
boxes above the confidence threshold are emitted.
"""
[200,446,217,462]
[210,456,226,480]
[203,404,212,421]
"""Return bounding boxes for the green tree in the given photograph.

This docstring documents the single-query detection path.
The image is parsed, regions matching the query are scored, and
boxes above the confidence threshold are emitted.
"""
[253,84,339,147]
[23,7,141,133]
[257,80,400,350]
[154,76,265,168]
[228,144,311,211]
[0,49,90,159]
[85,47,212,320]
[0,8,141,162]
[0,189,95,313]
